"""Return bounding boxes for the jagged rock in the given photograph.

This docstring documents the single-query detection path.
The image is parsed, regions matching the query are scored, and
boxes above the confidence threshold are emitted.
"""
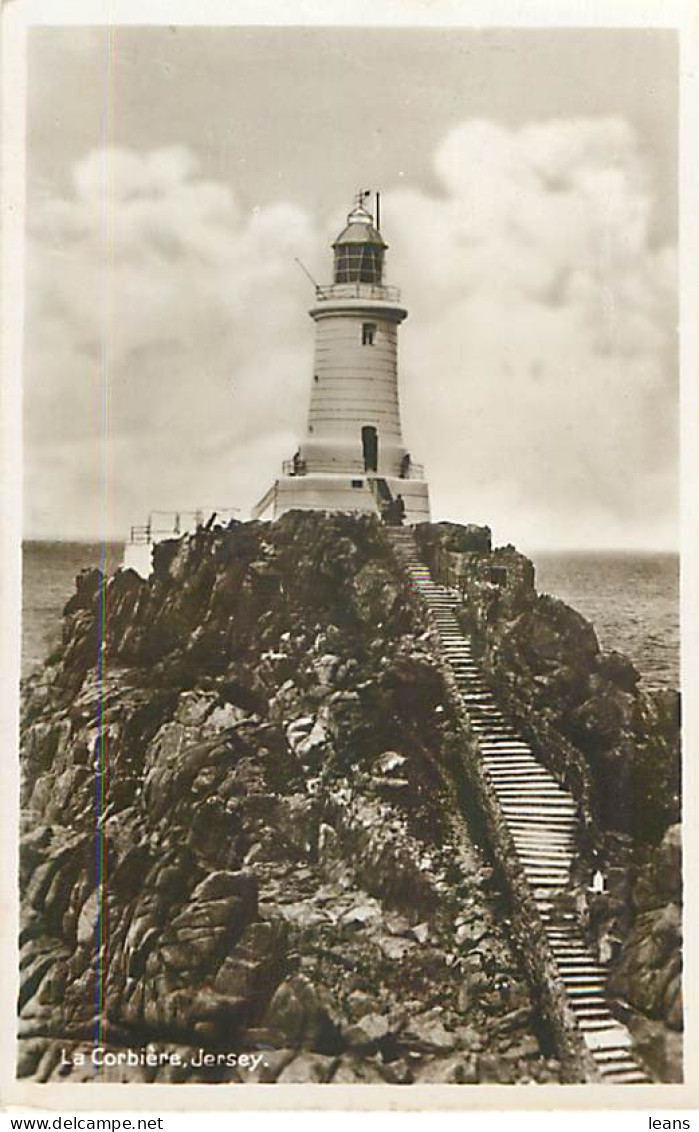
[379,1058,414,1084]
[401,1016,456,1055]
[596,651,641,693]
[261,974,342,1053]
[415,1054,479,1084]
[16,1038,50,1079]
[376,751,408,775]
[332,1056,386,1083]
[476,1053,516,1084]
[276,1052,339,1083]
[23,513,678,1085]
[610,824,683,1034]
[491,1007,532,1034]
[344,1012,391,1052]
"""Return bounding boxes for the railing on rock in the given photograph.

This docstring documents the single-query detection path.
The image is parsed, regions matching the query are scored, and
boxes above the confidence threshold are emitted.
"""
[128,508,240,544]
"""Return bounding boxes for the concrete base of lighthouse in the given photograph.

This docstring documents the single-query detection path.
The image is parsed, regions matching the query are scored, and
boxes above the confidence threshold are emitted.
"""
[252,471,430,525]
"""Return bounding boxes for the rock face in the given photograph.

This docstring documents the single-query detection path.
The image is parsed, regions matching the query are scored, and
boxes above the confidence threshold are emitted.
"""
[609,825,682,1025]
[415,522,683,1078]
[19,514,558,1085]
[416,522,680,846]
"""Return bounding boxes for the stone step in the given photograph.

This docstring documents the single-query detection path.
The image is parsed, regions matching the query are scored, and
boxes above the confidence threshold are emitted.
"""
[566,994,608,1007]
[589,1050,643,1068]
[488,776,554,785]
[501,800,571,811]
[486,764,556,774]
[581,1025,632,1047]
[592,1047,640,1064]
[519,857,573,869]
[600,1069,650,1084]
[481,752,540,761]
[561,982,608,995]
[500,795,576,807]
[496,792,570,803]
[480,739,533,747]
[521,854,571,865]
[490,769,559,777]
[489,765,560,775]
[513,830,576,841]
[524,866,570,878]
[558,958,607,969]
[482,753,539,761]
[494,785,570,796]
[561,970,607,981]
[486,770,550,779]
[597,1058,643,1076]
[481,748,537,756]
[469,723,518,732]
[503,815,578,827]
[507,816,578,828]
[513,838,576,851]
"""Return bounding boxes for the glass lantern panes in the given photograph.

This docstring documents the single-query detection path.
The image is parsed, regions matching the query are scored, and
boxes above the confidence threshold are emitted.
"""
[334,244,384,284]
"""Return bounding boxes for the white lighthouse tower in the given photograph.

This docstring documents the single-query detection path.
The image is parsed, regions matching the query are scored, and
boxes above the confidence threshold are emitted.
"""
[252,192,430,524]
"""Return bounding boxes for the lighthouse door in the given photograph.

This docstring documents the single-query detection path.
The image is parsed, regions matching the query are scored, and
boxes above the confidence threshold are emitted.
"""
[362,426,378,472]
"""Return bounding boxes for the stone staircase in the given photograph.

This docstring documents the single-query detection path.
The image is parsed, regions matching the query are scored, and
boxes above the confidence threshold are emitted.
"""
[388,529,650,1085]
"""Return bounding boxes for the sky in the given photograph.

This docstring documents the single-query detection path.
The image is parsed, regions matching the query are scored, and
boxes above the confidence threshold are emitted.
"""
[23,25,679,550]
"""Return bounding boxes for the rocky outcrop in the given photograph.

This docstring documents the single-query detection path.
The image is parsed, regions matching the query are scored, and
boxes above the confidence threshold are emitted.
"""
[612,825,682,1026]
[415,522,680,847]
[19,514,558,1085]
[18,514,681,1084]
[414,521,682,1080]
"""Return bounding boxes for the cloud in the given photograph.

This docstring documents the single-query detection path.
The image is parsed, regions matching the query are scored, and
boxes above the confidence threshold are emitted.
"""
[385,117,677,547]
[25,146,317,537]
[24,120,677,547]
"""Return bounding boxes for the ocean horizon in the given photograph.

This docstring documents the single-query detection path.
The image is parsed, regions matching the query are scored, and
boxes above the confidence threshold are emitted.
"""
[20,539,680,692]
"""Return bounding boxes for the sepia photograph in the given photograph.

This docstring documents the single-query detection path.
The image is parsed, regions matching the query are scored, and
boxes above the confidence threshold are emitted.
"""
[2,0,693,1110]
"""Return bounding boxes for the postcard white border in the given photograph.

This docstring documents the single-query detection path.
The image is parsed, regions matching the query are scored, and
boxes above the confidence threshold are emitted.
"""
[2,0,697,1115]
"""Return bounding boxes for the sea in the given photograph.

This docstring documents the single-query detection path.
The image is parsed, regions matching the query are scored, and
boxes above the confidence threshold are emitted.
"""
[19,542,680,692]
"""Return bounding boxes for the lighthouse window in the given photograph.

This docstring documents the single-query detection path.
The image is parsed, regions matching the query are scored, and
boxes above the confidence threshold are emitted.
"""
[362,323,376,346]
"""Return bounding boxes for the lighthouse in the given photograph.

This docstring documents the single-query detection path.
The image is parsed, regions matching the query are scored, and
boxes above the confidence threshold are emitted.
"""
[252,192,430,524]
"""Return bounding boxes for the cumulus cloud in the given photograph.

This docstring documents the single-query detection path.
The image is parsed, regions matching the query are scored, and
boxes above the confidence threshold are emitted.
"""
[387,118,677,548]
[24,119,677,547]
[25,146,317,537]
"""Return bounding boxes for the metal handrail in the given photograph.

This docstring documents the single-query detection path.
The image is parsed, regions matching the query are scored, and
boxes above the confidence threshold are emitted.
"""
[279,459,426,480]
[128,507,240,545]
[314,282,401,303]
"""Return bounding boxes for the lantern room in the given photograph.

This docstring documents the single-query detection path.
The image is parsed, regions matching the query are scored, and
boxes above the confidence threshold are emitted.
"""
[332,195,387,285]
